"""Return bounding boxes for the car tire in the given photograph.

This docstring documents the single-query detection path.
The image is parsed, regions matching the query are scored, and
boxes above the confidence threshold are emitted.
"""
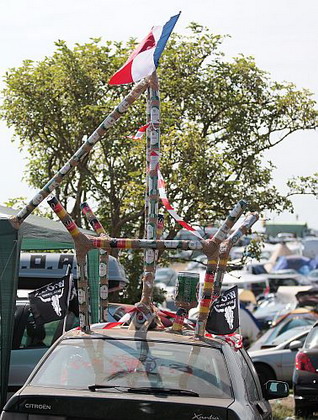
[255,364,275,388]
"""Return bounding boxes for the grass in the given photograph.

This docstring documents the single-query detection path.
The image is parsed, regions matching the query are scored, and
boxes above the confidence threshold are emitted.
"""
[271,396,318,419]
[271,397,294,419]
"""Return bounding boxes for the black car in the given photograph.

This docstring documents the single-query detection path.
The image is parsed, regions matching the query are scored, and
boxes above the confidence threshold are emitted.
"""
[2,327,288,420]
[293,320,318,417]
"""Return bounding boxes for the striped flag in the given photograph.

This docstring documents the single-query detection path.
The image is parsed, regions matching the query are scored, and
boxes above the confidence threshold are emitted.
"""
[127,123,150,140]
[109,13,180,85]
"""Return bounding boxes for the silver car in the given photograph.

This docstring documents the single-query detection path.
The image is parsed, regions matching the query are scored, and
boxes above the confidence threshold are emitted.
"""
[3,326,289,420]
[249,326,310,386]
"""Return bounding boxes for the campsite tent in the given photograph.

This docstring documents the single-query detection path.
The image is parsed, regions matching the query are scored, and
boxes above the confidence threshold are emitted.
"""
[0,205,101,408]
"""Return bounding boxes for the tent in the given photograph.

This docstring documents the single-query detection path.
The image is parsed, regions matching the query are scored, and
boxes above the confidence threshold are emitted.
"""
[264,243,293,272]
[273,254,312,274]
[0,205,100,408]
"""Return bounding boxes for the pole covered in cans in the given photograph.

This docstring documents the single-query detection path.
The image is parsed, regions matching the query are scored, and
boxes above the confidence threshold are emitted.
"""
[213,212,259,302]
[195,200,248,337]
[48,196,91,332]
[141,72,160,307]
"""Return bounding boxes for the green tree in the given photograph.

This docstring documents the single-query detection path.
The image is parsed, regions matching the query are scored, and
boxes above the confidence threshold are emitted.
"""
[2,24,318,302]
[287,173,318,197]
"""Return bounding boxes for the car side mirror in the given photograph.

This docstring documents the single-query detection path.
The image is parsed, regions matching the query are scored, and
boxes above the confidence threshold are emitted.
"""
[289,340,302,351]
[264,380,289,400]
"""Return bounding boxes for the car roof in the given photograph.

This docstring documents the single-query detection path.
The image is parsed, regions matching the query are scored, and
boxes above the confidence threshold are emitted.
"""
[61,326,224,348]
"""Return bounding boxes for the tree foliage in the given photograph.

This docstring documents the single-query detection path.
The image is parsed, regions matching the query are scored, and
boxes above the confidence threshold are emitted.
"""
[2,24,318,301]
[287,173,318,197]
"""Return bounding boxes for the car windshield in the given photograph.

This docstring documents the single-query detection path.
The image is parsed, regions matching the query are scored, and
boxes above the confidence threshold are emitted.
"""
[264,318,316,345]
[29,338,232,399]
[269,327,307,347]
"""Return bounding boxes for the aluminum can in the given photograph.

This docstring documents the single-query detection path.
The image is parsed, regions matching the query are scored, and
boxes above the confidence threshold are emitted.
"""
[175,272,199,309]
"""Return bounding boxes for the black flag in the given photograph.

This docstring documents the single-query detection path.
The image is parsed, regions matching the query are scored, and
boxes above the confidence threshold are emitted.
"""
[29,265,77,326]
[206,286,239,335]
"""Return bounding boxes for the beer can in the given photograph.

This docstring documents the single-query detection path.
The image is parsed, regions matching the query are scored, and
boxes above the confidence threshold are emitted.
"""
[175,272,199,309]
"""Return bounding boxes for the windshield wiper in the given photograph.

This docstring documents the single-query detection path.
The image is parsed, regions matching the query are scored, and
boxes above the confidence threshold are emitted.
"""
[127,387,199,397]
[88,384,129,392]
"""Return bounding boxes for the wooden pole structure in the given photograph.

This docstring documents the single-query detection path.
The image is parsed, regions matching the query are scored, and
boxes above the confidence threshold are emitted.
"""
[47,193,252,337]
[80,202,110,323]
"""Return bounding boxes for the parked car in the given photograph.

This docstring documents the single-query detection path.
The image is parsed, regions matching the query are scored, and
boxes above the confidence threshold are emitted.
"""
[252,294,295,330]
[249,309,318,351]
[249,326,310,387]
[293,320,318,417]
[229,244,275,261]
[308,269,318,284]
[2,326,289,420]
[19,252,128,291]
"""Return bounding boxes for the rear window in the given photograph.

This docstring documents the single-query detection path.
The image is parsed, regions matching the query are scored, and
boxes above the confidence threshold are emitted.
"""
[30,338,232,399]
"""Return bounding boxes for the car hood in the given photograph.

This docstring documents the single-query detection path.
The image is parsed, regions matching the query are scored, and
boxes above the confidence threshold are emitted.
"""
[4,387,234,420]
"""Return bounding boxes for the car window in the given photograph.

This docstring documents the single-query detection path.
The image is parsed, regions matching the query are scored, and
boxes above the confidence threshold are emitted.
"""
[304,326,318,349]
[29,339,233,399]
[232,350,261,402]
[284,333,307,349]
[20,311,60,348]
[271,329,306,347]
[264,318,315,345]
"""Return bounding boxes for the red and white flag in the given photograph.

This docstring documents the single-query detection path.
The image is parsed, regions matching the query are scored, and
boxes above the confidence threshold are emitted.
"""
[109,13,180,85]
[127,123,149,140]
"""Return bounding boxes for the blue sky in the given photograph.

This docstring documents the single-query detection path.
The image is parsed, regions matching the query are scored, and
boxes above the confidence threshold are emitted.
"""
[1,0,318,228]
